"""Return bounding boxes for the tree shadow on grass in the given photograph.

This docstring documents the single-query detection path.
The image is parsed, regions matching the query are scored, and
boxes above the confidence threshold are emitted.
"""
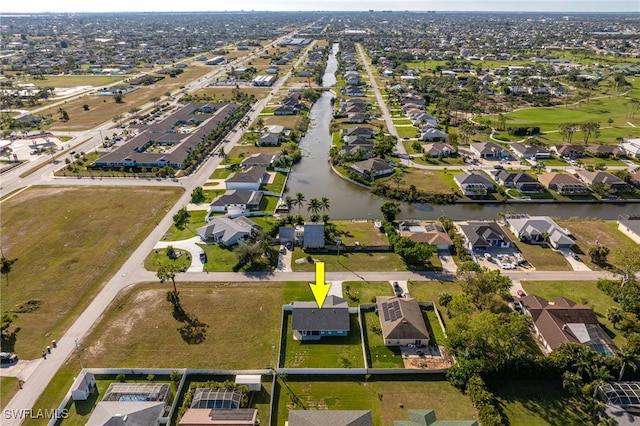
[0,328,20,353]
[170,300,209,345]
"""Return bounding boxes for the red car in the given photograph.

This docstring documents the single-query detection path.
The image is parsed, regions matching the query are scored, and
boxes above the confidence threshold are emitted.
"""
[517,290,526,297]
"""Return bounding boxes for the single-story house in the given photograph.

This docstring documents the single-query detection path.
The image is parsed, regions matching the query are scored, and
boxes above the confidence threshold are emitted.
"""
[225,166,267,191]
[350,158,394,179]
[301,222,325,248]
[209,190,263,213]
[348,113,367,123]
[621,138,640,158]
[343,126,375,140]
[86,383,169,426]
[422,143,456,157]
[454,171,495,197]
[197,216,261,246]
[241,153,276,168]
[258,132,280,146]
[586,145,622,158]
[551,144,585,158]
[470,142,510,159]
[376,296,429,347]
[504,214,574,249]
[399,222,453,250]
[537,172,589,194]
[420,128,447,142]
[510,143,551,160]
[618,214,640,244]
[520,294,618,354]
[458,221,513,251]
[288,410,373,426]
[575,170,628,192]
[292,295,350,341]
[493,170,544,193]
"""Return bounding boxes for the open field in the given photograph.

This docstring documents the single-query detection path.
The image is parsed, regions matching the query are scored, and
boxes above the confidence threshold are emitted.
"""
[0,186,183,359]
[23,75,126,88]
[41,65,213,131]
[556,219,637,269]
[79,282,290,369]
[192,86,271,100]
[491,378,588,426]
[229,144,283,159]
[379,169,458,193]
[521,280,625,347]
[282,313,364,368]
[273,375,476,426]
[291,250,407,273]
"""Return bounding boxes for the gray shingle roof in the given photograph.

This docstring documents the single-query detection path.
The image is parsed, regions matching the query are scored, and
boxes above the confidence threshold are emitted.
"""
[292,295,349,332]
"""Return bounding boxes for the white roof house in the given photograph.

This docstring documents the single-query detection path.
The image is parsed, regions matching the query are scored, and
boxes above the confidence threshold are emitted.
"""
[504,214,574,249]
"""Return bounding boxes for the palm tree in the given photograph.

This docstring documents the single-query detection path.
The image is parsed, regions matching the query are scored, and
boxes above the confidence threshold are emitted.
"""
[307,198,322,216]
[618,344,640,381]
[283,195,295,213]
[294,192,306,215]
[320,197,330,214]
[607,307,624,329]
[1,250,17,286]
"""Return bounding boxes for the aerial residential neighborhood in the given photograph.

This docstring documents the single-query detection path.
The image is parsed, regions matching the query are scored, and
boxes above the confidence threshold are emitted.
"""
[1,6,640,426]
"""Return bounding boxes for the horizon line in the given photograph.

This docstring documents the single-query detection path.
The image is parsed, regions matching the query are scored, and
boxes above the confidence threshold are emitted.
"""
[2,10,639,14]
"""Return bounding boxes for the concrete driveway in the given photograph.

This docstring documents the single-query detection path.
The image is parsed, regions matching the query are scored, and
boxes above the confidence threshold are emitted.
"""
[154,236,205,272]
[277,247,293,272]
[438,250,457,275]
[559,248,592,271]
[0,359,42,383]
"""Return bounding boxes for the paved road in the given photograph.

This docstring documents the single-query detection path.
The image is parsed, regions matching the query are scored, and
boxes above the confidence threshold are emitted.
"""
[356,43,406,156]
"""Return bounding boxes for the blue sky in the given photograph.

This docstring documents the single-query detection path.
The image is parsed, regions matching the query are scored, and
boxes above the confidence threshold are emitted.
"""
[1,0,638,13]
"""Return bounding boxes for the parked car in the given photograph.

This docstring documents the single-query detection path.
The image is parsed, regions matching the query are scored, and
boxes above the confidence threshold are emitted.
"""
[0,352,18,365]
[199,251,207,263]
[517,290,526,297]
[279,245,286,254]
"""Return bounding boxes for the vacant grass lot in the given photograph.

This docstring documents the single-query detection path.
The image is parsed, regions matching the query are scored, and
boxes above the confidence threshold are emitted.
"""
[491,379,588,426]
[21,74,126,88]
[557,219,637,268]
[291,250,406,273]
[273,375,476,426]
[282,313,364,368]
[521,280,625,347]
[79,282,290,369]
[42,66,212,131]
[511,241,572,271]
[0,186,183,358]
[379,169,458,193]
[333,221,390,247]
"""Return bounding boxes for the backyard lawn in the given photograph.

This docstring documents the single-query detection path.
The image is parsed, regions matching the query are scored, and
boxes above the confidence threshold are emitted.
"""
[491,379,588,426]
[273,375,476,426]
[0,186,183,359]
[362,310,404,369]
[281,313,364,368]
[521,280,625,347]
[161,210,208,241]
[379,169,458,194]
[78,282,288,369]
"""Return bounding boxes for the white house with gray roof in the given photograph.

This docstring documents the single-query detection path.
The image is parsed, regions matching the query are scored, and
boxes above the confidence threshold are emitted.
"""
[197,216,261,246]
[209,190,263,213]
[225,166,267,191]
[504,214,574,249]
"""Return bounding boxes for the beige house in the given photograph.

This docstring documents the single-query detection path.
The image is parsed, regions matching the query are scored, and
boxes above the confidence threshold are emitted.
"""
[376,296,429,347]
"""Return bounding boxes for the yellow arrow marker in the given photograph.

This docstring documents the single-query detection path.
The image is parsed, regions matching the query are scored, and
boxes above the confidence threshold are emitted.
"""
[309,262,332,309]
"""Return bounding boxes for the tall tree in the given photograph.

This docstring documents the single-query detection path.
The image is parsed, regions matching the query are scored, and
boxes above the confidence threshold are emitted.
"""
[612,246,640,286]
[283,195,295,213]
[320,197,330,214]
[580,121,600,145]
[380,201,401,222]
[173,207,190,231]
[157,263,179,293]
[293,192,306,215]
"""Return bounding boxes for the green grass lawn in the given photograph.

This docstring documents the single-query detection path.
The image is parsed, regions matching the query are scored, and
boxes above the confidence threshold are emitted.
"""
[332,221,390,247]
[0,186,183,359]
[261,195,280,212]
[291,250,407,273]
[77,282,289,369]
[22,366,77,426]
[282,313,364,368]
[343,281,394,306]
[161,210,207,241]
[397,127,419,139]
[490,378,588,426]
[511,241,572,271]
[274,375,477,426]
[412,155,467,167]
[556,219,637,269]
[202,189,225,203]
[0,377,20,409]
[521,280,625,347]
[209,167,233,180]
[380,169,459,194]
[362,310,404,368]
[262,171,287,193]
[144,247,193,272]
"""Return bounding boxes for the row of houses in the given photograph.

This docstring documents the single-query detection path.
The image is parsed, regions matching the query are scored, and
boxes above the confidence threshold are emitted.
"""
[471,140,640,161]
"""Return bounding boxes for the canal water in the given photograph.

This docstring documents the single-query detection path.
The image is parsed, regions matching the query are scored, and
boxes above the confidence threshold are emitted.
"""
[284,43,639,220]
